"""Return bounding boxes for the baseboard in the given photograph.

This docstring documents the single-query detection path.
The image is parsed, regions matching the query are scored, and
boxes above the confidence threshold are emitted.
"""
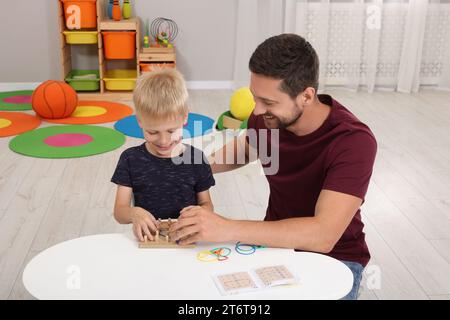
[0,83,41,91]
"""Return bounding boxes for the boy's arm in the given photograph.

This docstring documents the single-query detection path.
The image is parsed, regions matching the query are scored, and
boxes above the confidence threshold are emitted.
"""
[113,185,158,241]
[208,131,256,174]
[113,185,135,224]
[196,190,214,211]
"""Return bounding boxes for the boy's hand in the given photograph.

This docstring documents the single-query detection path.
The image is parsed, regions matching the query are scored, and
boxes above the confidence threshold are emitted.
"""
[131,207,158,242]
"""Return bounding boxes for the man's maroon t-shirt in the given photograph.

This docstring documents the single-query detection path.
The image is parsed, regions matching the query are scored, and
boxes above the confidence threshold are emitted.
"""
[246,94,377,267]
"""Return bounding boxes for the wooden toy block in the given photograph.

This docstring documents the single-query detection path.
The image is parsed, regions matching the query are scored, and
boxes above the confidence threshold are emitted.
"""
[222,115,244,130]
[138,219,195,249]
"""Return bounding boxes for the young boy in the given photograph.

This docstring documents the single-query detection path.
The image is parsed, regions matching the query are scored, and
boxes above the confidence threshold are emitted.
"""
[111,69,215,242]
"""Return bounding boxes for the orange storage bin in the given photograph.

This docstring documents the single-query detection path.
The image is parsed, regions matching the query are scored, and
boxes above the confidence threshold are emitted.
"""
[140,63,176,73]
[102,31,136,60]
[61,0,97,30]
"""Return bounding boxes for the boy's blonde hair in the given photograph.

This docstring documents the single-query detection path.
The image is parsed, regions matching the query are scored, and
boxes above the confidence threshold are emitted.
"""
[133,69,189,119]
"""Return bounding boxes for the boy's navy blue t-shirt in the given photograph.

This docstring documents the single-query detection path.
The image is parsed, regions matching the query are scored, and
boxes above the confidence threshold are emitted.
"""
[111,143,215,219]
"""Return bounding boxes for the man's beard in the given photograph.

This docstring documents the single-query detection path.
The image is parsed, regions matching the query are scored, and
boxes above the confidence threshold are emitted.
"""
[264,104,303,129]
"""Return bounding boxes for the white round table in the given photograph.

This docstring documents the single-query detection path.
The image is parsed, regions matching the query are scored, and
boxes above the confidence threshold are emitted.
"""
[23,233,353,300]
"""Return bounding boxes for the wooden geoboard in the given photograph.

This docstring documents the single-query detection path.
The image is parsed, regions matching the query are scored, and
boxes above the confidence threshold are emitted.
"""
[138,219,195,249]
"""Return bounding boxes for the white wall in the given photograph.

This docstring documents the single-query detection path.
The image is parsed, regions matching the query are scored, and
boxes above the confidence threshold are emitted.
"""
[0,0,238,83]
[0,0,60,83]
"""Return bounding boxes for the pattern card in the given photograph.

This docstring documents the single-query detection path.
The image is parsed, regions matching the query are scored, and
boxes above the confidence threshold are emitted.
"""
[213,265,299,296]
[214,272,258,296]
[252,265,297,287]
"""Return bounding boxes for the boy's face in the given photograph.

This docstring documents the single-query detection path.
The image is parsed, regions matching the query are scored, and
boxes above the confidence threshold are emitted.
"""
[138,114,188,157]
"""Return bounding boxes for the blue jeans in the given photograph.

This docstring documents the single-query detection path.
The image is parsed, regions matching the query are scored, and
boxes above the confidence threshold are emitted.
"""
[340,260,364,300]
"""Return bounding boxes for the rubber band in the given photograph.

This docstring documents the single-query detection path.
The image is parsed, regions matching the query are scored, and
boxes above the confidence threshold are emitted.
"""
[235,242,266,255]
[197,250,219,262]
[196,247,231,262]
[213,247,231,261]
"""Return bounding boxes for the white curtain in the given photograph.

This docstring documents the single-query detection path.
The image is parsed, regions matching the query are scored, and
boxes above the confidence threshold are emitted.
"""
[232,0,450,93]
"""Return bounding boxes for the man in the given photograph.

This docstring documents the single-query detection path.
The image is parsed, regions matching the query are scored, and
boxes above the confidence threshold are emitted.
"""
[170,34,377,300]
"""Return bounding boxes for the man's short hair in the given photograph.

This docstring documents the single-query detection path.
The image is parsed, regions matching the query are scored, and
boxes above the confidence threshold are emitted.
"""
[249,33,320,98]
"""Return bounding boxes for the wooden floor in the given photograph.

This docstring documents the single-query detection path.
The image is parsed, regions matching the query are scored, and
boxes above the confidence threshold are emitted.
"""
[1,88,450,300]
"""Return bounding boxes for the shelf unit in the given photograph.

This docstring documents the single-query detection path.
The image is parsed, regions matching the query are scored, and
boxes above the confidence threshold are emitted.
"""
[139,46,177,74]
[58,0,140,100]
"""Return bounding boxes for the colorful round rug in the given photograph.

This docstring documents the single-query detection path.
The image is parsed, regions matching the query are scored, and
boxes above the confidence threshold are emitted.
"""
[114,113,215,139]
[0,112,41,137]
[0,90,34,111]
[9,125,125,158]
[44,101,133,125]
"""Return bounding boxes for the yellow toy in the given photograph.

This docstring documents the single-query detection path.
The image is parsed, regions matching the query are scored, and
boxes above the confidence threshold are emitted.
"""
[230,87,255,121]
[216,87,255,131]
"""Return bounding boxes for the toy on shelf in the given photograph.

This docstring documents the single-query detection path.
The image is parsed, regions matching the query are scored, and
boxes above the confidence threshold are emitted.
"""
[107,0,113,19]
[150,17,179,48]
[139,17,177,75]
[32,81,78,119]
[138,219,195,248]
[112,0,121,21]
[122,0,132,19]
[217,87,255,130]
[143,19,150,48]
[143,36,150,48]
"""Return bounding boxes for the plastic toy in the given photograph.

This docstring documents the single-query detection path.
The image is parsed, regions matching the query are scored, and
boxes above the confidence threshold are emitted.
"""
[122,0,131,19]
[143,36,150,48]
[143,19,150,48]
[216,87,255,130]
[112,0,121,21]
[107,0,113,19]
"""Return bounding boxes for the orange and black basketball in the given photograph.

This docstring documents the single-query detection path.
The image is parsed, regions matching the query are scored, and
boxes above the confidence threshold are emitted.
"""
[32,81,78,119]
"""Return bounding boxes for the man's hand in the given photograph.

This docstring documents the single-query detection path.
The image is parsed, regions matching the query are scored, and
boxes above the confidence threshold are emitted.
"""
[169,206,231,245]
[131,207,159,242]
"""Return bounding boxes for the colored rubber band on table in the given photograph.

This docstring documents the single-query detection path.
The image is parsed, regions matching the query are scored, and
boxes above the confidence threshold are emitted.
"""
[196,247,231,262]
[235,242,266,255]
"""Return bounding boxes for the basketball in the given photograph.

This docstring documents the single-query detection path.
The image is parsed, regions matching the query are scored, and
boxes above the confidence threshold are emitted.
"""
[230,87,255,121]
[32,81,78,119]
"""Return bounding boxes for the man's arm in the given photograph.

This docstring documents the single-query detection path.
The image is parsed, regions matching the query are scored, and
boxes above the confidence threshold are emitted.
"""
[170,189,362,254]
[224,190,362,253]
[196,190,214,211]
[208,131,256,174]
